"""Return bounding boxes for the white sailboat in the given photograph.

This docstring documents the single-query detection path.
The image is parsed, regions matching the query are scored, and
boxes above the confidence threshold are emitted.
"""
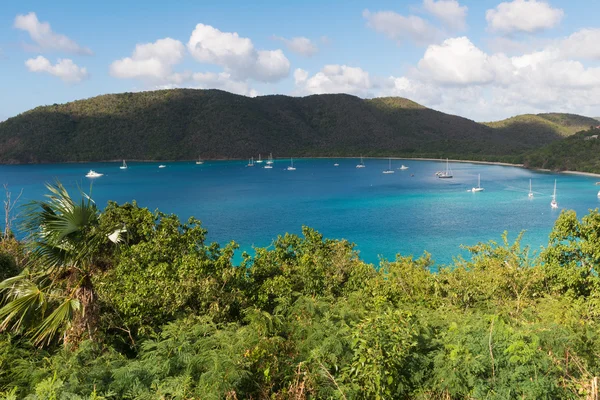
[158,164,166,168]
[196,156,204,165]
[266,153,274,165]
[334,162,339,167]
[120,160,127,170]
[287,158,296,171]
[256,154,263,164]
[356,156,366,168]
[383,158,395,174]
[471,174,484,192]
[437,158,453,179]
[247,157,255,167]
[551,180,558,209]
[85,170,103,178]
[528,179,534,198]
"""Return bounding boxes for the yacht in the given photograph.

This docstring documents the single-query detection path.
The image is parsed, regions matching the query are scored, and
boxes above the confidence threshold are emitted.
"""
[119,160,127,170]
[266,153,274,165]
[334,162,339,167]
[195,156,204,165]
[287,158,296,171]
[356,156,366,168]
[471,174,484,192]
[383,158,395,174]
[551,180,558,209]
[399,165,409,170]
[256,154,263,164]
[437,159,453,179]
[85,170,103,178]
[247,157,255,167]
[158,165,166,168]
[528,179,534,198]
[264,164,273,169]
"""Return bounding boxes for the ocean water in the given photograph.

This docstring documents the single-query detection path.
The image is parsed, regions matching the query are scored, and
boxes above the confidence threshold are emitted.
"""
[1,158,599,267]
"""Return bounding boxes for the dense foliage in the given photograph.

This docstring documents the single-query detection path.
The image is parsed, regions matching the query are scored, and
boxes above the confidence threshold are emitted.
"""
[524,128,600,173]
[1,89,596,164]
[0,185,600,399]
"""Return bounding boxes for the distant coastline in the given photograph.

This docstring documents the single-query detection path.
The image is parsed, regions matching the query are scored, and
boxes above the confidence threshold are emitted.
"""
[3,156,600,179]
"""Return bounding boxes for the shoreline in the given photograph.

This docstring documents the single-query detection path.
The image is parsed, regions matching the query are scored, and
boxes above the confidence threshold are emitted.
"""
[3,156,600,178]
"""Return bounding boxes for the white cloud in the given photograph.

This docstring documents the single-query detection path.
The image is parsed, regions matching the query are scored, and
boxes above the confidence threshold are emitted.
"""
[294,65,374,96]
[272,36,318,57]
[187,23,290,82]
[558,29,600,60]
[109,38,188,83]
[14,12,92,55]
[25,56,89,83]
[192,72,258,97]
[417,37,515,86]
[363,9,439,45]
[486,0,564,34]
[423,0,468,31]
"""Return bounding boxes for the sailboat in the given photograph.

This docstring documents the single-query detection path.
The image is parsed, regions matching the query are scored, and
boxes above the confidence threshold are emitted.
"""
[266,153,274,165]
[437,158,453,179]
[528,179,534,198]
[287,158,296,171]
[247,157,255,167]
[471,174,484,192]
[356,156,366,168]
[334,162,339,167]
[383,158,395,174]
[256,154,263,164]
[120,160,127,170]
[399,164,409,170]
[196,156,204,165]
[551,180,558,208]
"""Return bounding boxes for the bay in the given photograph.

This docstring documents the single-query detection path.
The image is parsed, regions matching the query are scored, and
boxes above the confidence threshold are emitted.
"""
[1,158,599,267]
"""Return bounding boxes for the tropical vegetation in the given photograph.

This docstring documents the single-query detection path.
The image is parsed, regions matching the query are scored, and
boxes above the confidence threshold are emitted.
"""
[0,183,599,399]
[1,89,597,164]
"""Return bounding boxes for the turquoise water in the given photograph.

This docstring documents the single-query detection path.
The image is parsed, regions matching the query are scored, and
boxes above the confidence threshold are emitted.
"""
[1,159,599,266]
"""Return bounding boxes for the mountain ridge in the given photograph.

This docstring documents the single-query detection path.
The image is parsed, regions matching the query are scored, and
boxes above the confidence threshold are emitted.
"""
[0,89,595,164]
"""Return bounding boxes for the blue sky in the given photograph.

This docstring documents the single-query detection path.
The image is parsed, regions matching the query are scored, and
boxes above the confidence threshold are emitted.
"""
[2,0,600,122]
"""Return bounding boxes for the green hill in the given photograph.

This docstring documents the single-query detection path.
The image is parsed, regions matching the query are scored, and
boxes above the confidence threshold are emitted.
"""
[523,128,600,173]
[483,113,598,140]
[0,89,595,164]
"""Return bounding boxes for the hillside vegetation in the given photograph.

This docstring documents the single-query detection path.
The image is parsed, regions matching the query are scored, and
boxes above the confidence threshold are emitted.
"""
[1,184,600,398]
[0,89,594,164]
[523,128,600,173]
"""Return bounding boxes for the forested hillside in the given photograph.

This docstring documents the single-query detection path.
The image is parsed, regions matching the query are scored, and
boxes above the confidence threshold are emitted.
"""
[0,89,593,164]
[523,128,600,173]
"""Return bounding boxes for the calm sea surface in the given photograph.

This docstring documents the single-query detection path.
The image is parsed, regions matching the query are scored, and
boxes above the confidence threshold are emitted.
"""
[1,159,599,267]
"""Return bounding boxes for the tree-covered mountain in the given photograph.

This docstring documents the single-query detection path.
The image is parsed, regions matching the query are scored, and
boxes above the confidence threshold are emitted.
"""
[0,89,597,164]
[523,128,600,173]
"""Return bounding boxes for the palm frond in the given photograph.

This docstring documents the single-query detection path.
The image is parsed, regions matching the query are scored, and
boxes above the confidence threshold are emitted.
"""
[32,297,80,346]
[0,279,46,332]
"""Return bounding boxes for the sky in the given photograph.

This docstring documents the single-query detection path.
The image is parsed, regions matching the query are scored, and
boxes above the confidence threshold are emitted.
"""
[2,0,600,122]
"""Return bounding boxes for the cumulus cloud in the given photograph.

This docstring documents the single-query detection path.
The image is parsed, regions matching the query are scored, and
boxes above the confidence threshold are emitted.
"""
[187,23,290,82]
[272,36,318,57]
[293,32,600,120]
[422,0,468,31]
[363,9,439,45]
[25,56,89,83]
[295,64,374,97]
[558,29,600,60]
[486,0,564,34]
[417,37,513,86]
[14,12,92,55]
[192,72,258,96]
[109,38,188,83]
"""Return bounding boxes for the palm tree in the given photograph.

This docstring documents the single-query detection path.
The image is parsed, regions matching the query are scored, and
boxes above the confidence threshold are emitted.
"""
[0,182,124,346]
